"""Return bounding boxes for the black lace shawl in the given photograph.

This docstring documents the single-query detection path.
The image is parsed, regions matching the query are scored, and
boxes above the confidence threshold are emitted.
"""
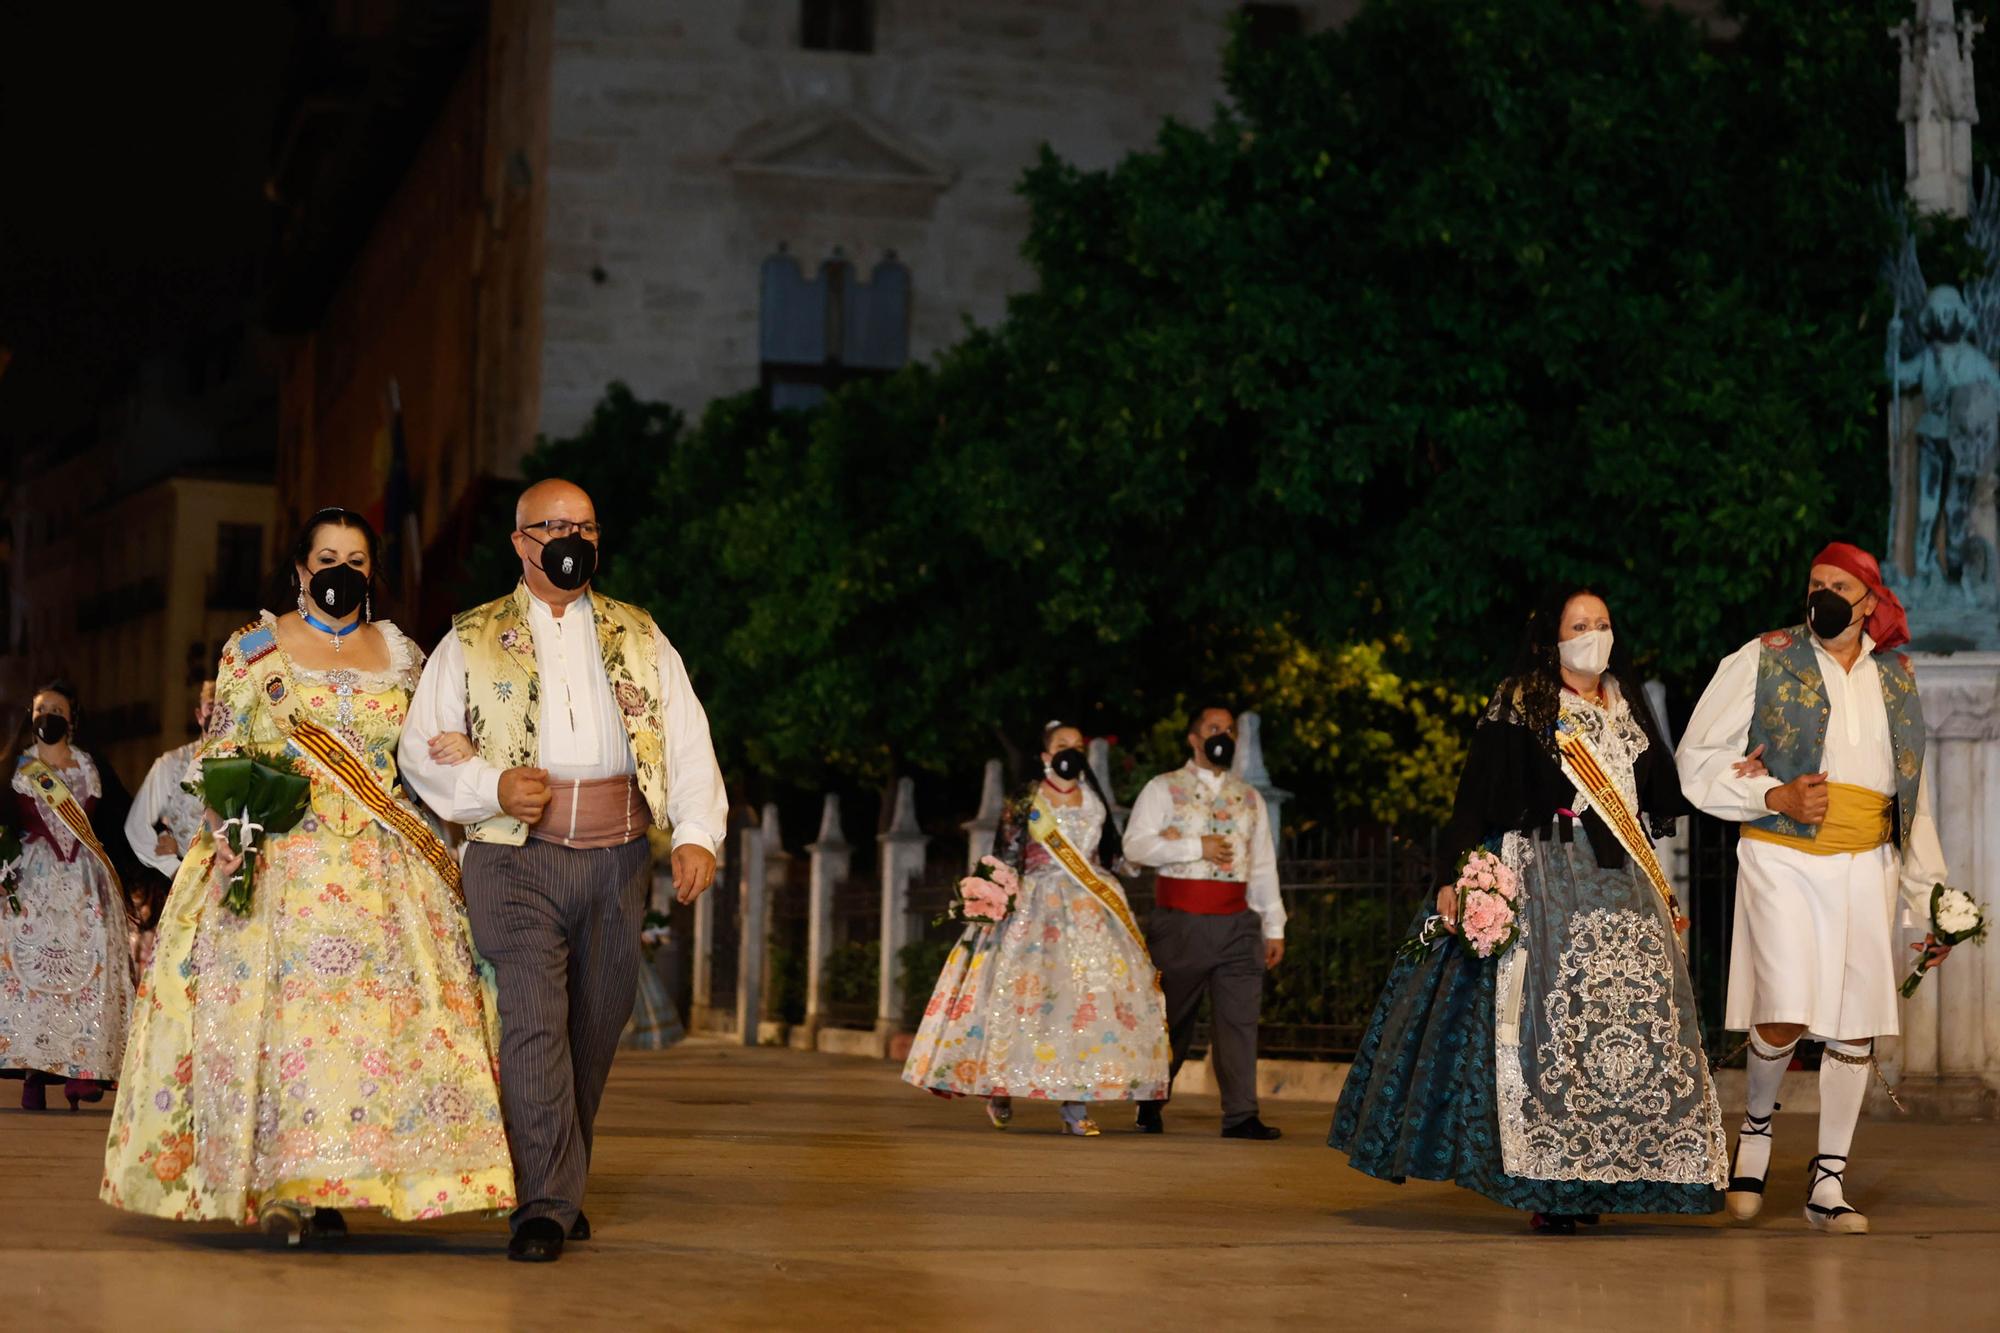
[990,774,1123,874]
[1438,672,1688,873]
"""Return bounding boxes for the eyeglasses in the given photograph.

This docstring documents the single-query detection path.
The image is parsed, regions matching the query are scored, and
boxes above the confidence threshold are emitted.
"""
[521,519,603,541]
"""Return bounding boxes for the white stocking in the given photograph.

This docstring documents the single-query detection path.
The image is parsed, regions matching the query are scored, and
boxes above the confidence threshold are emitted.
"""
[1812,1038,1871,1212]
[1734,1030,1796,1185]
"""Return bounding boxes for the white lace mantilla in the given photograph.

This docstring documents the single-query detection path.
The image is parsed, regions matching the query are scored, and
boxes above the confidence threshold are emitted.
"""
[1495,905,1727,1187]
[1555,685,1649,823]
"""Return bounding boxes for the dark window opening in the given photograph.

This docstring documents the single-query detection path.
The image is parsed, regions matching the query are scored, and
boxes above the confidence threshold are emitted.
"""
[758,247,910,412]
[802,0,874,53]
[1240,3,1304,49]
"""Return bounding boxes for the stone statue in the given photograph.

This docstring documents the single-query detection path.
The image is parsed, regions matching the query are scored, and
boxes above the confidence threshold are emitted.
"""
[1894,0,1982,217]
[1883,175,2000,650]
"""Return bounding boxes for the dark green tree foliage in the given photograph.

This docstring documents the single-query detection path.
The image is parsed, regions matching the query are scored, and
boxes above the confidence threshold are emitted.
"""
[1010,0,1916,690]
[503,2,1945,811]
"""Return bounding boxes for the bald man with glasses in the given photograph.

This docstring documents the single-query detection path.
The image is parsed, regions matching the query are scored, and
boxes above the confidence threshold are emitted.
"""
[401,478,727,1262]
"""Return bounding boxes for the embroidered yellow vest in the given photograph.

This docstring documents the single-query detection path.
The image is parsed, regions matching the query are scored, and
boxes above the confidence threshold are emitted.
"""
[456,583,670,845]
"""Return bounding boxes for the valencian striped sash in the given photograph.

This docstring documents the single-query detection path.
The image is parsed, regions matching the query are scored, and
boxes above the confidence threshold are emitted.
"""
[1553,725,1682,924]
[18,759,122,891]
[286,719,463,901]
[1027,788,1150,953]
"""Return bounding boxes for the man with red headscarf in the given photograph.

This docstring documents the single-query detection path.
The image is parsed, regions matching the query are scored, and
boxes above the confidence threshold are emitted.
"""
[1677,542,1953,1235]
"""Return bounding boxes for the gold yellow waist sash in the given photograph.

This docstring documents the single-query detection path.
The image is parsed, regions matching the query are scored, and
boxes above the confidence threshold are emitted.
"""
[1741,782,1891,856]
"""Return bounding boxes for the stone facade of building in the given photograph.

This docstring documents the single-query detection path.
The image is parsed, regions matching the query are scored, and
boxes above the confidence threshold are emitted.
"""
[536,0,1360,437]
[271,1,1364,639]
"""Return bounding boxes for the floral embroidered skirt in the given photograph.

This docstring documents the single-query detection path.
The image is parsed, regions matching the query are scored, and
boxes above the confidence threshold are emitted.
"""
[621,946,686,1050]
[1329,832,1725,1216]
[0,844,133,1081]
[100,816,516,1223]
[902,867,1170,1103]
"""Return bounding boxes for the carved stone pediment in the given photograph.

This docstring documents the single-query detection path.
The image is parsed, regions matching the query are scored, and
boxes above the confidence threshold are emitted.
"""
[724,107,955,191]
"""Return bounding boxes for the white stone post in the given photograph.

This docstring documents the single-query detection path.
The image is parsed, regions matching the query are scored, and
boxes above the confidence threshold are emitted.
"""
[1231,711,1291,859]
[689,835,719,1031]
[1087,738,1129,829]
[734,816,767,1046]
[877,777,929,1040]
[755,803,792,1044]
[1642,679,1692,899]
[962,759,1005,871]
[1881,654,2000,1116]
[802,793,849,1046]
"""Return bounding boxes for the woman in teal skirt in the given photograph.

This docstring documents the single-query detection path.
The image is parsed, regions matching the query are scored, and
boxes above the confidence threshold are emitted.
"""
[1329,586,1742,1232]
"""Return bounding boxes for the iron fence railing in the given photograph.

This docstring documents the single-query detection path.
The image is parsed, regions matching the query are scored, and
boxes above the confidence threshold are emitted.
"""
[822,864,880,1029]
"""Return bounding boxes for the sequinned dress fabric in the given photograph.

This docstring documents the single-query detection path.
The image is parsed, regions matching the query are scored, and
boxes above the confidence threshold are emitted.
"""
[1329,682,1726,1215]
[1,752,134,1082]
[903,785,1170,1101]
[102,617,515,1223]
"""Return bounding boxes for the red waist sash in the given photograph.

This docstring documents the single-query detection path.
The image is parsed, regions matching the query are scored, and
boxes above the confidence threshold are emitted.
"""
[1155,876,1248,915]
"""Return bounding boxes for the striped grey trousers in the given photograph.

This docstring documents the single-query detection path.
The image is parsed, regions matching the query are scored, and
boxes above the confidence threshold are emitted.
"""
[464,836,651,1229]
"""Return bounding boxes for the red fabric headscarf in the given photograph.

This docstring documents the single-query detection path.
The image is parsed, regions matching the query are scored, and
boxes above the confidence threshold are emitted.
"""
[1810,542,1909,653]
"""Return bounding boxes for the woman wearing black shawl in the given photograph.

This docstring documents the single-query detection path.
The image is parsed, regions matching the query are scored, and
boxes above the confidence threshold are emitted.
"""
[1329,588,1739,1230]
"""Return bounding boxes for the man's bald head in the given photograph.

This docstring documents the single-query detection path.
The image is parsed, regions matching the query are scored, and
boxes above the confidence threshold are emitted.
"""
[516,478,595,529]
[510,478,600,606]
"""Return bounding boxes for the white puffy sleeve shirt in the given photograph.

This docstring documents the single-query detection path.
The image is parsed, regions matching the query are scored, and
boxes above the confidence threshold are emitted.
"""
[399,593,728,855]
[1123,765,1286,940]
[1676,634,1947,916]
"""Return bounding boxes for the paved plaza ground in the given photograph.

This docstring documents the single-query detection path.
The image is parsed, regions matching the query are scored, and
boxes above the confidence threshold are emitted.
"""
[4,1042,1996,1331]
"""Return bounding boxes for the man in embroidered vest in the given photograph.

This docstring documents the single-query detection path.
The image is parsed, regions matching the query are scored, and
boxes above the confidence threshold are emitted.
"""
[1678,541,1953,1235]
[401,479,728,1263]
[1123,703,1286,1140]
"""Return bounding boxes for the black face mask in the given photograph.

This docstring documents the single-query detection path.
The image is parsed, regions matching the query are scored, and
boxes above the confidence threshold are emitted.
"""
[1807,588,1862,641]
[33,714,69,745]
[1049,748,1087,781]
[530,532,598,591]
[1202,734,1236,769]
[306,564,369,620]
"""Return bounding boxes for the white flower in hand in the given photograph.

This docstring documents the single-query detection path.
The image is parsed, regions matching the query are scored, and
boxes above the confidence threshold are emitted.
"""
[1936,889,1981,936]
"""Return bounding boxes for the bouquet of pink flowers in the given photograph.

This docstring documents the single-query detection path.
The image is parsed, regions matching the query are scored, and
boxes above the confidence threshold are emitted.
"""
[941,855,1021,926]
[1451,848,1522,958]
[1401,847,1522,963]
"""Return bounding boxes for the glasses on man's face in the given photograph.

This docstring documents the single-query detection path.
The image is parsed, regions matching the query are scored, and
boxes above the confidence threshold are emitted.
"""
[522,519,602,541]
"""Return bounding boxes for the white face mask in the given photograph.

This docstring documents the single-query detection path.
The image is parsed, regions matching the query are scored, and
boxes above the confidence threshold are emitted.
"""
[1558,629,1614,677]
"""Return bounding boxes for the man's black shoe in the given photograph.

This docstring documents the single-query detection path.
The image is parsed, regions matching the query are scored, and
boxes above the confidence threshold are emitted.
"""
[508,1218,566,1263]
[1135,1101,1164,1134]
[568,1212,591,1242]
[1220,1116,1282,1141]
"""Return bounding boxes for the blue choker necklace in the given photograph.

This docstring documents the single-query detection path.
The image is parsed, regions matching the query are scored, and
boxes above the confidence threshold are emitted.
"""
[302,609,362,650]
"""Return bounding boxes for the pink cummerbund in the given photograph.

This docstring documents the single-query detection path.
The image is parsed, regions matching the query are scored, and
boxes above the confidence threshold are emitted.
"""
[530,775,648,849]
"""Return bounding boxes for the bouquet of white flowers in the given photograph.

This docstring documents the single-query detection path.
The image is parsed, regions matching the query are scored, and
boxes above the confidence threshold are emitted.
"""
[1899,883,1988,998]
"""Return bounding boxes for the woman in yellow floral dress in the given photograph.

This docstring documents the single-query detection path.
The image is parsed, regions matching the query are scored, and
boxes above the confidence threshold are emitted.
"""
[101,509,514,1243]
